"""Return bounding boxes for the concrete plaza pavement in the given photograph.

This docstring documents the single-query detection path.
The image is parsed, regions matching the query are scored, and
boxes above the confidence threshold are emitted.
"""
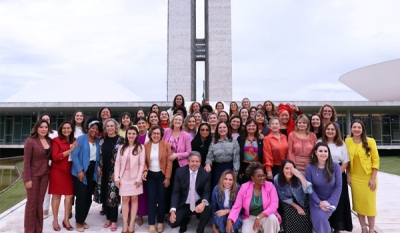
[0,171,399,233]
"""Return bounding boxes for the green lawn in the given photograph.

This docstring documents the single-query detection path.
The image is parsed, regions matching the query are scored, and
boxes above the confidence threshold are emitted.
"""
[379,156,400,176]
[0,162,26,214]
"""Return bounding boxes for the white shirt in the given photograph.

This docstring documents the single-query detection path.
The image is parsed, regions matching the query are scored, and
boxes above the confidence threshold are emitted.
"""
[74,126,84,138]
[149,143,161,172]
[327,142,350,164]
[185,169,200,204]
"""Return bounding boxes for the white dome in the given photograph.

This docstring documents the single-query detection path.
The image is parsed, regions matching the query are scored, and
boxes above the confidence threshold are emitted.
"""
[5,76,142,102]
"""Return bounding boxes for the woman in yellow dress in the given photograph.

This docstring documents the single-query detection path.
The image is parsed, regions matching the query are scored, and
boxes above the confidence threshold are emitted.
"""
[345,119,379,233]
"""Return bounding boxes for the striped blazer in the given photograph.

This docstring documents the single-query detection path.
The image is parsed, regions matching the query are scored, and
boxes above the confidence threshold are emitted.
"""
[23,137,51,182]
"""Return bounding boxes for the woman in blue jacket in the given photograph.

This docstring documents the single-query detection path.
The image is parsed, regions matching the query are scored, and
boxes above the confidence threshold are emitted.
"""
[71,118,102,232]
[211,169,242,233]
[273,159,313,233]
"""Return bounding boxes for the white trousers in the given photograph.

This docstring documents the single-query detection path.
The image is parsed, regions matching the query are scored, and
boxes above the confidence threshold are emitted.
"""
[241,214,280,233]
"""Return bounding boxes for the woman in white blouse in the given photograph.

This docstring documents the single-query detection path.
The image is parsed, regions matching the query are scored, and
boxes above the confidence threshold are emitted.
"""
[71,110,86,138]
[143,126,172,233]
[320,122,353,232]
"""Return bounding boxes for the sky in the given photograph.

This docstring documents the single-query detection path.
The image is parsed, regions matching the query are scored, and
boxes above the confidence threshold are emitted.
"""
[1,0,400,102]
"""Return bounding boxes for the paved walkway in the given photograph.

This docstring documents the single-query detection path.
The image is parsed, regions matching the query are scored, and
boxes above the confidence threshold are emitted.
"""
[0,171,398,233]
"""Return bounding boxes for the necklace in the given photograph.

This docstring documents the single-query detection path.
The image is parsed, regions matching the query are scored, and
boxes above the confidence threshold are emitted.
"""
[253,189,261,206]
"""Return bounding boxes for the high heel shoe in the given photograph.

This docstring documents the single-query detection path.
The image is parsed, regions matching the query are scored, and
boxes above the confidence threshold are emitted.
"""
[62,221,74,231]
[53,222,61,231]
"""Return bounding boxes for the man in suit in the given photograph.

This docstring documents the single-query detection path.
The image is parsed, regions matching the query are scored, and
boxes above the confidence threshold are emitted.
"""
[169,151,212,233]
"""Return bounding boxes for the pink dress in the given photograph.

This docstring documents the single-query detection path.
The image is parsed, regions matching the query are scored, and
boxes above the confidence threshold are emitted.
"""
[287,132,317,174]
[115,146,145,196]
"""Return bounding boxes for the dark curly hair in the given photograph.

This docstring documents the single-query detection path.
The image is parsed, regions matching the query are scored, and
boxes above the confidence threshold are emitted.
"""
[245,162,264,179]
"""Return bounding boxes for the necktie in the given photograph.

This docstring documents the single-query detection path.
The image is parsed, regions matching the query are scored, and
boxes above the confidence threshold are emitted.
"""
[190,172,196,211]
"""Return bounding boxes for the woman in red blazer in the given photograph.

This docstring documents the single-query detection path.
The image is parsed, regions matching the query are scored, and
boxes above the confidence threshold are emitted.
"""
[23,119,52,233]
[49,121,78,231]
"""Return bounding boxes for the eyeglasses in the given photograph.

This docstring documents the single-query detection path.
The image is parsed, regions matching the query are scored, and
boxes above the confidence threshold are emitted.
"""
[254,174,266,178]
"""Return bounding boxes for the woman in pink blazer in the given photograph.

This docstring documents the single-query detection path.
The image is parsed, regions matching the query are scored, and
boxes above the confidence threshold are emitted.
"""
[162,113,192,215]
[226,162,281,233]
[114,126,145,233]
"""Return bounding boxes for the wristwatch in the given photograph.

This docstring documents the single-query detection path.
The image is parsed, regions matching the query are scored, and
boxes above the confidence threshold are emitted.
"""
[256,216,261,219]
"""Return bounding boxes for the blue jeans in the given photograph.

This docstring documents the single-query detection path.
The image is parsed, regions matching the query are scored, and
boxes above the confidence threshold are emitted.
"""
[147,170,167,225]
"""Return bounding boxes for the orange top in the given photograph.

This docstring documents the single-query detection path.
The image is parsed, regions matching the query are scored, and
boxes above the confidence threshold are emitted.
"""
[263,133,288,172]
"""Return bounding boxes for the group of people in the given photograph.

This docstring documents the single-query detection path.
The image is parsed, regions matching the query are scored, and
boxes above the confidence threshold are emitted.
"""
[22,95,380,233]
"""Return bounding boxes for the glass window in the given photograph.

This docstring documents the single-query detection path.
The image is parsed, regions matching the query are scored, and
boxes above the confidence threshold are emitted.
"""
[382,135,391,145]
[382,117,391,136]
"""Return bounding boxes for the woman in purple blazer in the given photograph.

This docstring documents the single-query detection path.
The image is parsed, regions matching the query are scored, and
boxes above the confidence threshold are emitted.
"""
[23,119,52,233]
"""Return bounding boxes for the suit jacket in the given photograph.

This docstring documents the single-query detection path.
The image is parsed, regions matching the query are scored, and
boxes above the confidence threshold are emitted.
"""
[162,128,192,167]
[170,165,211,209]
[144,141,172,179]
[51,137,76,174]
[23,137,51,182]
[228,181,282,223]
[71,134,100,185]
[114,144,145,183]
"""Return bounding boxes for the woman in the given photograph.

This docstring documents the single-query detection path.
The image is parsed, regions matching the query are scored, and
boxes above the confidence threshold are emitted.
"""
[40,113,57,218]
[149,104,159,114]
[23,119,51,233]
[256,104,263,111]
[249,106,258,119]
[321,122,353,232]
[287,115,317,174]
[50,121,78,231]
[163,113,192,213]
[345,120,379,233]
[193,111,202,129]
[135,108,146,121]
[168,94,186,119]
[135,116,150,226]
[217,110,229,123]
[229,101,239,117]
[306,142,342,233]
[183,114,196,140]
[319,104,338,128]
[189,101,202,114]
[205,121,240,188]
[147,111,162,129]
[274,159,313,233]
[136,117,150,144]
[237,119,263,184]
[211,170,242,233]
[263,100,278,122]
[119,112,133,138]
[71,118,102,231]
[255,110,269,140]
[191,122,212,167]
[71,110,86,138]
[310,113,323,139]
[98,107,112,124]
[208,112,218,136]
[239,108,249,128]
[226,162,281,233]
[97,118,124,231]
[173,106,188,118]
[215,101,224,113]
[143,126,172,233]
[263,117,289,179]
[241,97,251,110]
[160,110,170,129]
[114,126,145,233]
[229,115,242,139]
[277,104,294,138]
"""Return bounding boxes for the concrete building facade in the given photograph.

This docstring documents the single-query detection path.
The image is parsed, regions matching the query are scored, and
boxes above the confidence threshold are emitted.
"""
[167,0,232,102]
